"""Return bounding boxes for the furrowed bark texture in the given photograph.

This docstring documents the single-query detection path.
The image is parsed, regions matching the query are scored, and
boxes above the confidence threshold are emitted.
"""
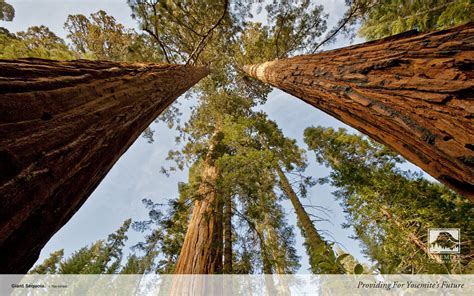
[174,160,223,274]
[244,23,474,200]
[0,58,208,273]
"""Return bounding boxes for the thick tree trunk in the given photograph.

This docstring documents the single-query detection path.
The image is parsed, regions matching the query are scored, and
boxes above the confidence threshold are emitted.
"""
[170,143,223,294]
[223,194,233,273]
[0,58,208,273]
[174,136,223,274]
[244,23,474,200]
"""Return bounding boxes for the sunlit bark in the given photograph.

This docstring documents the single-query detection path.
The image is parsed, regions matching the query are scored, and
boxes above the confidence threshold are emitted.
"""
[244,24,474,200]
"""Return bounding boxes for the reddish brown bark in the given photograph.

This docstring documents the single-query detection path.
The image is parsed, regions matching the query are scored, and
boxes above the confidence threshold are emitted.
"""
[244,24,474,200]
[0,58,208,273]
[174,154,223,274]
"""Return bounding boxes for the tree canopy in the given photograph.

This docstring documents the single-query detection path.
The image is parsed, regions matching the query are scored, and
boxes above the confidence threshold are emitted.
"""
[0,26,76,59]
[353,0,473,40]
[304,126,473,273]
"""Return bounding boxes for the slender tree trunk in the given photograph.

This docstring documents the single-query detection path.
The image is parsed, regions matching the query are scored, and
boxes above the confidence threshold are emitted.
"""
[244,23,474,200]
[275,165,344,274]
[0,59,208,273]
[223,194,233,273]
[275,166,326,251]
[174,131,223,274]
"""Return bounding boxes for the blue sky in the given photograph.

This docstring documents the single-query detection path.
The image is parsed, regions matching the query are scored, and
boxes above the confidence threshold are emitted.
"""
[3,0,433,273]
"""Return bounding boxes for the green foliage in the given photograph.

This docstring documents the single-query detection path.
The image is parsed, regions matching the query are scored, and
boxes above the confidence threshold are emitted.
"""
[265,0,327,57]
[304,126,473,274]
[30,219,132,274]
[0,0,14,21]
[121,193,192,274]
[244,191,301,274]
[357,0,473,40]
[354,264,364,274]
[152,13,362,268]
[127,0,328,65]
[229,113,342,274]
[334,246,371,274]
[29,250,64,274]
[305,240,346,274]
[162,84,316,274]
[127,0,239,64]
[171,99,347,274]
[0,26,76,60]
[64,10,160,61]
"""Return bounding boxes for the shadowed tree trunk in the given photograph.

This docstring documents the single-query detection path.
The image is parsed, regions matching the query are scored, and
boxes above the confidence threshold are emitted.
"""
[244,23,474,200]
[223,194,232,273]
[0,58,208,273]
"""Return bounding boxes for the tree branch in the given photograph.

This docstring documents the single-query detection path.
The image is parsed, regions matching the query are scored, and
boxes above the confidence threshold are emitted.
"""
[311,6,357,53]
[311,0,374,53]
[143,27,171,63]
[185,0,229,65]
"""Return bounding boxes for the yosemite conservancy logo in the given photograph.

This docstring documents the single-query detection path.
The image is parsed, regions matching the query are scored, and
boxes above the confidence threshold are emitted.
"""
[428,228,460,254]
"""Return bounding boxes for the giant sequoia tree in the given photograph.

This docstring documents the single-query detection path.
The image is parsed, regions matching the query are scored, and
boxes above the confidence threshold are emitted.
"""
[244,23,474,200]
[0,60,208,273]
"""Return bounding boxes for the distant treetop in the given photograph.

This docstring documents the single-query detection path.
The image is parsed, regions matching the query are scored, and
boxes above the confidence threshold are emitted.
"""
[0,0,14,21]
